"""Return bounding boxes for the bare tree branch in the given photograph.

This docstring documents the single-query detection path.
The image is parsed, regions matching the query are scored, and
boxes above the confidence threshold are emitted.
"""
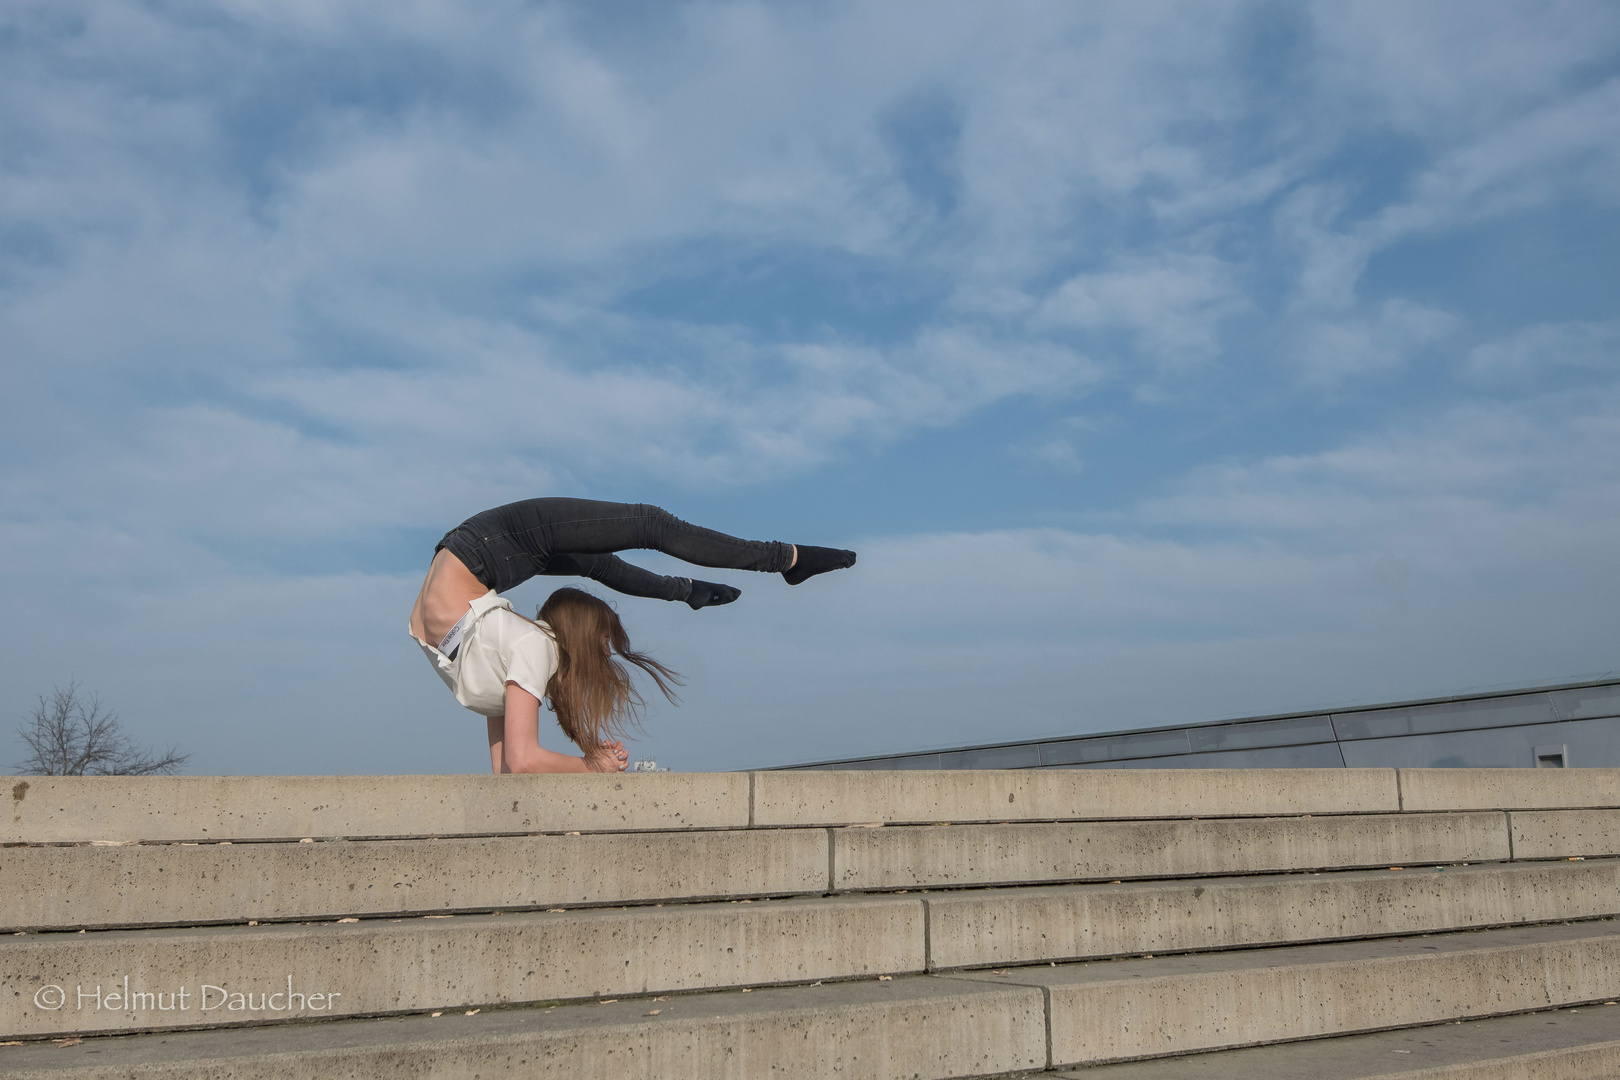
[13,682,189,776]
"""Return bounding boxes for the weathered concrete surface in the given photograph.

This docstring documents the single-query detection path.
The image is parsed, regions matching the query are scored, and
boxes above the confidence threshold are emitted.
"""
[1053,1005,1620,1079]
[1510,809,1620,859]
[947,919,1620,1066]
[927,860,1620,969]
[1399,769,1620,812]
[3,774,749,844]
[753,769,1399,826]
[11,769,1613,842]
[1,828,829,931]
[0,896,923,1038]
[0,976,1047,1079]
[832,812,1509,891]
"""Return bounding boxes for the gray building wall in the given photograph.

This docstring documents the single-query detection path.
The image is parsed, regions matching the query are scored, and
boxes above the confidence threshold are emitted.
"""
[777,679,1620,771]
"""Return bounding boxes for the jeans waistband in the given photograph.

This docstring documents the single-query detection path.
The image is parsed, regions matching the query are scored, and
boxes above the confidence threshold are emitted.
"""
[436,525,503,591]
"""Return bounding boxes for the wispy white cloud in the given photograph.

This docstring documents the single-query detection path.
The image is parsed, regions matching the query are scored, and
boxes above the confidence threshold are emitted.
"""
[1465,320,1620,382]
[701,379,1620,765]
[3,1,1618,771]
[1293,298,1459,387]
[1037,254,1248,373]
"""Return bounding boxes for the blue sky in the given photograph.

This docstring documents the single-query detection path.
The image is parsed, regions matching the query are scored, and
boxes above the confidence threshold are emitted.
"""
[3,1,1619,774]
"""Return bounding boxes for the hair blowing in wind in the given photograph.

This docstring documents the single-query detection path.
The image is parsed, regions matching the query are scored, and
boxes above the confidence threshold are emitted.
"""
[538,587,682,750]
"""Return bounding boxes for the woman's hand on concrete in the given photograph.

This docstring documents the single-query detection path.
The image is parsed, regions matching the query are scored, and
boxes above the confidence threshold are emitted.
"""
[583,741,629,772]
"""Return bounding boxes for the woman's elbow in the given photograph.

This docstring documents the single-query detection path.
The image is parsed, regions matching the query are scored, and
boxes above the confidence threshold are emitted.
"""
[503,747,545,773]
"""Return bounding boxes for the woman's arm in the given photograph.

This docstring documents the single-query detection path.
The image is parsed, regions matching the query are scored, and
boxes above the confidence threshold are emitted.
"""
[489,682,628,773]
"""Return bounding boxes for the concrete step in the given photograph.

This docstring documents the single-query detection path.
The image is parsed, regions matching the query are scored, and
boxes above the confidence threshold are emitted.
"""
[830,811,1513,891]
[12,770,1616,844]
[758,768,1620,826]
[0,828,831,931]
[1050,1004,1620,1079]
[1399,769,1620,812]
[0,976,1050,1080]
[752,768,1402,825]
[5,769,1398,845]
[953,919,1620,1067]
[20,808,1620,931]
[6,860,1616,1040]
[1,895,925,1039]
[923,858,1620,969]
[1511,808,1620,858]
[6,923,1618,1079]
[4,774,751,844]
[7,770,1618,1073]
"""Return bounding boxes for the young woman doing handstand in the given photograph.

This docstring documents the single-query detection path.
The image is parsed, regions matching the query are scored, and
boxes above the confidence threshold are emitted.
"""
[408,498,856,774]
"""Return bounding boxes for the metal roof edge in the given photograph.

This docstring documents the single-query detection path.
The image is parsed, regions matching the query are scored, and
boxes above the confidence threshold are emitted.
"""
[764,672,1620,771]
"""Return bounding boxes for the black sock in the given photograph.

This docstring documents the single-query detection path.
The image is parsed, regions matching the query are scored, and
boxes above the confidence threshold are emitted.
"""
[783,545,857,586]
[685,580,742,610]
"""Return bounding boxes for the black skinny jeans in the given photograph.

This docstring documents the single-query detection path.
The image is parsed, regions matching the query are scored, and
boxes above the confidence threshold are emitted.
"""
[435,499,794,602]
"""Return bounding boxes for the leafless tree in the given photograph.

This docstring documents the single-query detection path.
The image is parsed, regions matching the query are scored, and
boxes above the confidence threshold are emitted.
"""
[13,682,189,776]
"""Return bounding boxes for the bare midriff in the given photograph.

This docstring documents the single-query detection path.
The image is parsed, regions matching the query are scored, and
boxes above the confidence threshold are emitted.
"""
[409,548,491,646]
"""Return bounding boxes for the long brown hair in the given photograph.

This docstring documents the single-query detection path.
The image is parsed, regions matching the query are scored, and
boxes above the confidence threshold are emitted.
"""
[537,587,681,750]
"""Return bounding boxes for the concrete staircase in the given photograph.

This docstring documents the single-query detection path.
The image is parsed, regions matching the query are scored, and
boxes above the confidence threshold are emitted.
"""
[2,768,1618,1078]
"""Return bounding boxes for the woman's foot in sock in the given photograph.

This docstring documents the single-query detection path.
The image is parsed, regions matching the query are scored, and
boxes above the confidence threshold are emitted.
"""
[783,545,857,585]
[686,579,742,610]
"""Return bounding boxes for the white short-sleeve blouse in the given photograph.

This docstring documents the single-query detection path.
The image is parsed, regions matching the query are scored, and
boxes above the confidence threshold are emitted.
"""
[412,591,559,716]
